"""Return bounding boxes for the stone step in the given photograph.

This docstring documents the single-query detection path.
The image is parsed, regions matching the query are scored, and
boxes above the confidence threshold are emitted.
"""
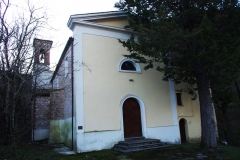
[113,145,171,153]
[114,142,164,149]
[112,138,172,153]
[113,141,166,148]
[125,136,145,141]
[118,138,161,146]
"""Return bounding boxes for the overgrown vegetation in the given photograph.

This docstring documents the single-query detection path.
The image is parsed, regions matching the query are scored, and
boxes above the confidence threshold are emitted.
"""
[0,0,52,148]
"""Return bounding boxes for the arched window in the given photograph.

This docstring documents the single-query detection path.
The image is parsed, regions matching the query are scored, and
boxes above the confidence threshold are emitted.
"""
[121,61,136,71]
[119,58,141,73]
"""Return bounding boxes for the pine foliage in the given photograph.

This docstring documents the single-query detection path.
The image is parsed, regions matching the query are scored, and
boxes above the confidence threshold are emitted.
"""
[115,0,240,147]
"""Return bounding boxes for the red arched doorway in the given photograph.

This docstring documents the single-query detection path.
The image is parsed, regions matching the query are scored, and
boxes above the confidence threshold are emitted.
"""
[123,98,142,138]
[179,118,187,143]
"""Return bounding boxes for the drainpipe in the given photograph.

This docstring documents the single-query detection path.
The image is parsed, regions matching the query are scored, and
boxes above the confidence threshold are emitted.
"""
[71,38,74,150]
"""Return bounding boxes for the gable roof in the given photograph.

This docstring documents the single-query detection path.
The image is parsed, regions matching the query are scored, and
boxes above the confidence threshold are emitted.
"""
[67,11,130,33]
[50,37,73,83]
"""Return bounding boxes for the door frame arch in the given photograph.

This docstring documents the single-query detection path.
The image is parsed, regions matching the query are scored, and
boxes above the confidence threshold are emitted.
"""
[120,94,147,140]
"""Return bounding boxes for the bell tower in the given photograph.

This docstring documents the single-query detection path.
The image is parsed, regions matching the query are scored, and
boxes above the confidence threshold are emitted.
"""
[33,38,53,66]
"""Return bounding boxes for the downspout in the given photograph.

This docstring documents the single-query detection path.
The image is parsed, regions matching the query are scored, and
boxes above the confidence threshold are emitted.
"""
[71,38,74,150]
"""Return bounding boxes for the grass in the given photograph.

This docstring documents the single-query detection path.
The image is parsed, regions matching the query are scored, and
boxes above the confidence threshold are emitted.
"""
[1,143,240,160]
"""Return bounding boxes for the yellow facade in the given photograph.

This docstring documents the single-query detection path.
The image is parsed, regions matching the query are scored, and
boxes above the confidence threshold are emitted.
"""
[175,83,201,142]
[66,11,202,152]
[82,34,174,132]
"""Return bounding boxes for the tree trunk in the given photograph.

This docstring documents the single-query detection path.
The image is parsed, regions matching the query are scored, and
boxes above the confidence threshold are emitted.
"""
[195,69,217,148]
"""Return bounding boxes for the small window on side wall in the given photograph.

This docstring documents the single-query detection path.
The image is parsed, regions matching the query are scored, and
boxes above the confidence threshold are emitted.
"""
[176,93,183,106]
[119,58,141,73]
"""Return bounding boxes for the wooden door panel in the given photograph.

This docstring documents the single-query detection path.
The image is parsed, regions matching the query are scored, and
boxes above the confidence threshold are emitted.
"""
[133,118,140,124]
[123,98,142,138]
[133,126,141,132]
[125,127,132,132]
[124,116,131,123]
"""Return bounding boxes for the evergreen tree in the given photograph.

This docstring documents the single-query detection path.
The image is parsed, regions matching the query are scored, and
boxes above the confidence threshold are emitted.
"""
[115,0,240,148]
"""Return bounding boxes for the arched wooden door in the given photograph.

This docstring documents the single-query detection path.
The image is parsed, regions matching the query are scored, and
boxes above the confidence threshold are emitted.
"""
[123,98,142,138]
[179,119,187,143]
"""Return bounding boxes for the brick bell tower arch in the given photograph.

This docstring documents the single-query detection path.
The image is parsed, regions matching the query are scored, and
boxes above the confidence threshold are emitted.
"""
[33,38,53,66]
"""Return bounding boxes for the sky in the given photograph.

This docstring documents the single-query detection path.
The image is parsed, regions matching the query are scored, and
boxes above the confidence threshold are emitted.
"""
[10,0,118,66]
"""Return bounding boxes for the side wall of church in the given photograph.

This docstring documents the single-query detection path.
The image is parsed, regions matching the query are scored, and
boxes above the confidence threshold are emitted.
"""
[50,39,73,148]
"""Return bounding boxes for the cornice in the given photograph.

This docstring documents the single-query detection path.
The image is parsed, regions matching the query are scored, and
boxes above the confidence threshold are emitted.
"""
[70,20,132,34]
[67,11,127,30]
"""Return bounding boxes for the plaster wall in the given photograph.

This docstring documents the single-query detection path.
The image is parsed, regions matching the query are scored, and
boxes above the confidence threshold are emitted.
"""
[76,125,180,153]
[82,34,173,132]
[48,118,72,146]
[49,119,65,143]
[175,83,201,142]
[50,114,73,147]
[33,129,49,141]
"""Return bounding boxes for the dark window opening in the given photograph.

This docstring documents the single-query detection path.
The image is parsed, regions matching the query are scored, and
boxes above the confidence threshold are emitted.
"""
[176,93,183,106]
[39,48,45,63]
[121,61,136,71]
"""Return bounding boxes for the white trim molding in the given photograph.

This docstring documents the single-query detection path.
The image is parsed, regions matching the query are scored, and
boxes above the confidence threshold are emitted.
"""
[118,58,142,73]
[119,94,147,140]
[169,80,179,126]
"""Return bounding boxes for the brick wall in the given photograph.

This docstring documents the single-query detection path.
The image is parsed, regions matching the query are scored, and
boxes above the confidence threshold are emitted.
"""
[52,42,73,119]
[50,90,65,120]
[34,96,50,130]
